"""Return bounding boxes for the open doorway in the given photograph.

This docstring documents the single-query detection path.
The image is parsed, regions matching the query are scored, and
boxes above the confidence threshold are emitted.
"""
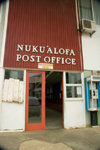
[46,71,63,129]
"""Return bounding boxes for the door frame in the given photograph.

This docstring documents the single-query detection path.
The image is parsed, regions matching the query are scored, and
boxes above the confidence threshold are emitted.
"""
[25,70,45,131]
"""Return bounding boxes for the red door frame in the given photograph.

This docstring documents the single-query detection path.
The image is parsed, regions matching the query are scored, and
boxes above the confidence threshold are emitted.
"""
[25,70,45,131]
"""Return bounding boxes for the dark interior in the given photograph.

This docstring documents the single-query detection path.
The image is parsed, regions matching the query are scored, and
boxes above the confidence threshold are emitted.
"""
[46,71,62,129]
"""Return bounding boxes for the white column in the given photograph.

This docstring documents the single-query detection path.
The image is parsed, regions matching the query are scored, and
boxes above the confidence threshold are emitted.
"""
[0,1,9,67]
[23,70,26,130]
[0,68,5,129]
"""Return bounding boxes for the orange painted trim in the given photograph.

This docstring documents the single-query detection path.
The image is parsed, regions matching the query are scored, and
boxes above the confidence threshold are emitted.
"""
[25,70,45,131]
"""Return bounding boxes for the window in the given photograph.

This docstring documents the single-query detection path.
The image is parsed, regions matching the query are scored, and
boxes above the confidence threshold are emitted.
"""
[93,0,100,25]
[65,72,82,99]
[3,69,24,103]
[66,73,81,84]
[5,69,24,81]
[79,0,100,25]
[79,0,93,20]
[66,86,82,98]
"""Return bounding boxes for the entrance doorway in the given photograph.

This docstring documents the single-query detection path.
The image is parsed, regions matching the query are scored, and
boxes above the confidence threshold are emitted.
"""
[25,71,63,131]
[25,71,45,131]
[46,71,63,129]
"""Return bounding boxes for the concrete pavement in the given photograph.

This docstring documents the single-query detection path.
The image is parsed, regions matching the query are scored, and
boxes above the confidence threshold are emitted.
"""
[19,140,72,150]
[0,127,100,150]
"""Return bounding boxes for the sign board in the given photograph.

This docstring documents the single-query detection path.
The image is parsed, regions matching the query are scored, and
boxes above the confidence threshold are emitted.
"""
[3,0,83,71]
[38,63,53,69]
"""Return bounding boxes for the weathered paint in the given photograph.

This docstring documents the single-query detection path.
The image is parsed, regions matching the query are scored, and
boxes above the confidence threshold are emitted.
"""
[2,79,24,103]
[4,0,83,71]
[1,70,26,131]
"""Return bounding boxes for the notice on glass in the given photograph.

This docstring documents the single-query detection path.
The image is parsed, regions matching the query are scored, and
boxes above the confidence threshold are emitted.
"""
[77,87,82,95]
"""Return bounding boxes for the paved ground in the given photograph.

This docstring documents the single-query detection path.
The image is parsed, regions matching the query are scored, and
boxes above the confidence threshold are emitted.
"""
[0,127,100,150]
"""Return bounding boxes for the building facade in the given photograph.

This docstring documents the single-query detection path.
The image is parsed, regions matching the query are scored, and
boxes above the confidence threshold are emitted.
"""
[79,0,100,126]
[0,0,100,131]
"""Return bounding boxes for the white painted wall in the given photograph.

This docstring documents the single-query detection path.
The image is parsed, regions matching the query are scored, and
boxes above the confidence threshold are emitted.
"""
[82,24,100,126]
[86,111,91,126]
[0,0,26,131]
[0,68,5,130]
[63,72,86,128]
[64,100,86,128]
[0,1,9,67]
[0,70,26,131]
[1,103,25,130]
[82,25,100,71]
[84,71,92,126]
[0,1,10,130]
[82,25,100,126]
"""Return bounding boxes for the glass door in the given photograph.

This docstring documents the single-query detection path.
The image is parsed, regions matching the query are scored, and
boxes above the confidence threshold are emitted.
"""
[25,71,45,131]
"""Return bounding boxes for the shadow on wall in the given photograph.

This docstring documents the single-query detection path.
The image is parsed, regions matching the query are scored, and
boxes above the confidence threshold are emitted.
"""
[0,0,8,4]
[0,146,7,150]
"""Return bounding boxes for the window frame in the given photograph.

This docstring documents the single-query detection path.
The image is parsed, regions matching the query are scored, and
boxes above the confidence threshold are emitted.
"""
[64,72,83,101]
[4,69,24,81]
[79,0,95,21]
[79,0,100,25]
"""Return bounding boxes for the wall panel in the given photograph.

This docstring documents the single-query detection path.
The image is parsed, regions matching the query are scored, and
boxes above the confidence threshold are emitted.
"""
[4,0,83,71]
